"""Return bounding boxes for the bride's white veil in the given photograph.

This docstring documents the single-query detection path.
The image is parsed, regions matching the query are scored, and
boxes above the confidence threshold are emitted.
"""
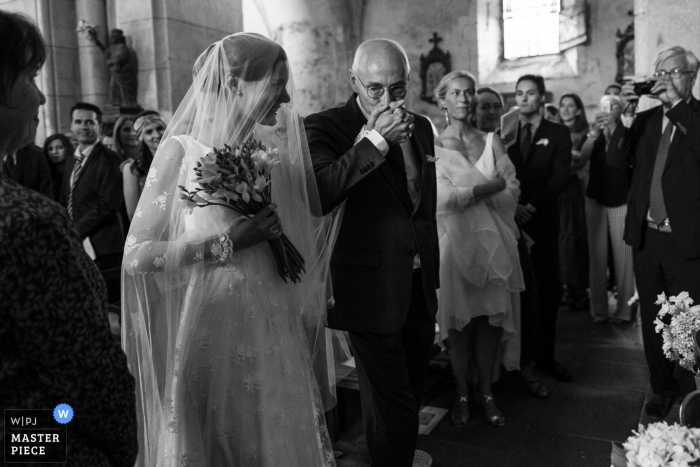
[121,32,343,466]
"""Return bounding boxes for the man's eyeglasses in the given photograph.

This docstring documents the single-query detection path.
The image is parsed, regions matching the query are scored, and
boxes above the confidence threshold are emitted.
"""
[653,68,695,79]
[355,74,408,99]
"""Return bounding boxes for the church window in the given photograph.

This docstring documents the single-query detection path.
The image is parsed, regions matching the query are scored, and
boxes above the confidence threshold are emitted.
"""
[503,0,561,60]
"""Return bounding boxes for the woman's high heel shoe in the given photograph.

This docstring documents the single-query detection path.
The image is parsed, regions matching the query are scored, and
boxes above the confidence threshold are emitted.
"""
[450,395,470,428]
[479,393,505,427]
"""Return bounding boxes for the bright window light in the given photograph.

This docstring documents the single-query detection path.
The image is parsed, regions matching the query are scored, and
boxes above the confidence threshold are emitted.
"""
[503,0,561,60]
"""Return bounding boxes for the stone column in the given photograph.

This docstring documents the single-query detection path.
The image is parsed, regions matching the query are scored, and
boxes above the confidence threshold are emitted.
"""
[116,0,242,117]
[634,0,700,95]
[35,0,81,138]
[75,0,109,106]
[247,0,362,115]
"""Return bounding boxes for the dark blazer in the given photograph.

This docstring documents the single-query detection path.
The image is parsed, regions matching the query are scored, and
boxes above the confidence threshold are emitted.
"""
[60,142,125,258]
[2,144,54,199]
[507,118,572,236]
[586,126,632,207]
[607,98,700,258]
[305,95,440,334]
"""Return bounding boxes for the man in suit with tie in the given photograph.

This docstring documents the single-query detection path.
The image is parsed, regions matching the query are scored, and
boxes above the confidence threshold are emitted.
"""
[613,46,700,419]
[61,102,124,277]
[305,39,439,467]
[507,75,573,382]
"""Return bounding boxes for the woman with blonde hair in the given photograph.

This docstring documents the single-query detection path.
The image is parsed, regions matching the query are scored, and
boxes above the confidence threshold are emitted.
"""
[434,70,524,427]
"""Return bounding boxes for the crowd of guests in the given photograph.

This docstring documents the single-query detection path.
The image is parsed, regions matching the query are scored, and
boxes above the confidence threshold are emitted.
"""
[3,8,700,466]
[2,101,165,302]
[430,45,700,427]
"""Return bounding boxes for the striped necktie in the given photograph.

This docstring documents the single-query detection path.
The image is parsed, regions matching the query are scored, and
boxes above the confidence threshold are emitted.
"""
[67,153,86,219]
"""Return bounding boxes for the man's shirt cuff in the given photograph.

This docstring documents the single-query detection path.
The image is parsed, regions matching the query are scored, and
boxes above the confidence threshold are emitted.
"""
[355,126,389,157]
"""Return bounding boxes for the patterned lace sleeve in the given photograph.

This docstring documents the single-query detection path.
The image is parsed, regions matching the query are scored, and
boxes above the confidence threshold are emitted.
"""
[122,137,245,275]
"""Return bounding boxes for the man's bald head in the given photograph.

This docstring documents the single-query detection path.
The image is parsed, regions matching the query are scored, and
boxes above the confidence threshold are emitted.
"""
[351,39,410,77]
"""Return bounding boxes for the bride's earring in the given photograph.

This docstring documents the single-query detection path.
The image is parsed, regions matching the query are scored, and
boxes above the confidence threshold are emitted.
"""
[443,108,450,126]
[236,90,242,96]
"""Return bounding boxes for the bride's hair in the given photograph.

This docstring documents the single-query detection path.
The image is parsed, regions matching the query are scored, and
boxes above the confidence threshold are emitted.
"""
[193,33,287,94]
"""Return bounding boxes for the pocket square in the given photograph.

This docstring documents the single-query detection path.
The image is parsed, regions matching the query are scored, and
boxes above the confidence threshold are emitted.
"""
[535,138,549,147]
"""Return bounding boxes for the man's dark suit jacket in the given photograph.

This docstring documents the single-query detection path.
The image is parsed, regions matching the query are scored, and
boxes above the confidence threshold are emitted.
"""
[305,95,440,334]
[3,144,53,199]
[507,118,572,236]
[607,98,700,259]
[60,142,125,258]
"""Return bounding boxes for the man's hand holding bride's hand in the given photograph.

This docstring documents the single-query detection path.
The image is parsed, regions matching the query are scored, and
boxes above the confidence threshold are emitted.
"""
[366,99,415,145]
[227,204,283,251]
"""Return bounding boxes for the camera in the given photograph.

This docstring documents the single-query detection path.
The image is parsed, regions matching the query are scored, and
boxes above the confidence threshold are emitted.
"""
[633,81,655,96]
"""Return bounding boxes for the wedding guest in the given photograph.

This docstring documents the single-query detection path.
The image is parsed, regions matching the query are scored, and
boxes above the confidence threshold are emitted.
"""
[112,115,139,161]
[471,86,504,133]
[507,74,573,382]
[60,102,125,277]
[43,133,73,201]
[558,93,590,311]
[434,71,524,427]
[121,110,166,220]
[613,46,700,418]
[580,94,635,324]
[0,11,137,466]
[605,84,622,96]
[306,39,439,466]
[472,87,548,400]
[2,143,53,199]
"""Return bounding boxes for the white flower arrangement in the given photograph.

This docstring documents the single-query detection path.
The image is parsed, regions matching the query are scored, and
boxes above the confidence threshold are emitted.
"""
[654,292,700,373]
[620,422,700,467]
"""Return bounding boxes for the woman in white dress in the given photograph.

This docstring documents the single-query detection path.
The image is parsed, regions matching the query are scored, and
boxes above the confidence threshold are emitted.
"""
[121,33,341,466]
[434,71,524,428]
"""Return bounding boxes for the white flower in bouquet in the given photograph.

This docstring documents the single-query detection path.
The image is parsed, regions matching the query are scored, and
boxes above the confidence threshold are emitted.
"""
[654,292,700,373]
[622,422,700,467]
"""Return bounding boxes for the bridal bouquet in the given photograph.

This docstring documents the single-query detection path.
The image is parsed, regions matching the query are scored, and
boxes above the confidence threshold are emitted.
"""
[179,140,305,283]
[654,292,700,373]
[611,422,700,467]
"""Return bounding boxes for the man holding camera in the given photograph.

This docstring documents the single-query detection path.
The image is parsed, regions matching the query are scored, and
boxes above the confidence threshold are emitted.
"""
[611,46,700,419]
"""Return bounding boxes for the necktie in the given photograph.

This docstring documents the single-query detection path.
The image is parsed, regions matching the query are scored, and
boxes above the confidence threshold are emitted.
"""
[521,123,532,161]
[399,140,420,206]
[67,153,86,220]
[649,121,674,224]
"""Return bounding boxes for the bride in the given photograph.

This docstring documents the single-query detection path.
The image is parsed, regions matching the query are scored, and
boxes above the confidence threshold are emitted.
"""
[121,33,340,466]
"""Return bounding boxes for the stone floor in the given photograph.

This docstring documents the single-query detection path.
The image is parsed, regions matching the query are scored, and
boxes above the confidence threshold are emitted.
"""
[331,305,664,467]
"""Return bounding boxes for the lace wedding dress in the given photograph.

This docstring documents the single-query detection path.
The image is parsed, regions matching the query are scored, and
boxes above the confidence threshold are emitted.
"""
[121,33,340,467]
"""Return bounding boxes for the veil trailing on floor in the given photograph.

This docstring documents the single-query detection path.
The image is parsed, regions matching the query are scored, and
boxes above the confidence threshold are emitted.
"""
[121,32,345,466]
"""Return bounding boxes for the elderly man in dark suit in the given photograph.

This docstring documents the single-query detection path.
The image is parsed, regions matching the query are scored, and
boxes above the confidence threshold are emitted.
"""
[613,46,700,419]
[2,143,53,199]
[305,39,439,467]
[61,102,124,277]
[507,75,573,383]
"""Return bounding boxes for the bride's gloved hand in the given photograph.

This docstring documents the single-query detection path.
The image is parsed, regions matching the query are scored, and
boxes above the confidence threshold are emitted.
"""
[227,204,284,251]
